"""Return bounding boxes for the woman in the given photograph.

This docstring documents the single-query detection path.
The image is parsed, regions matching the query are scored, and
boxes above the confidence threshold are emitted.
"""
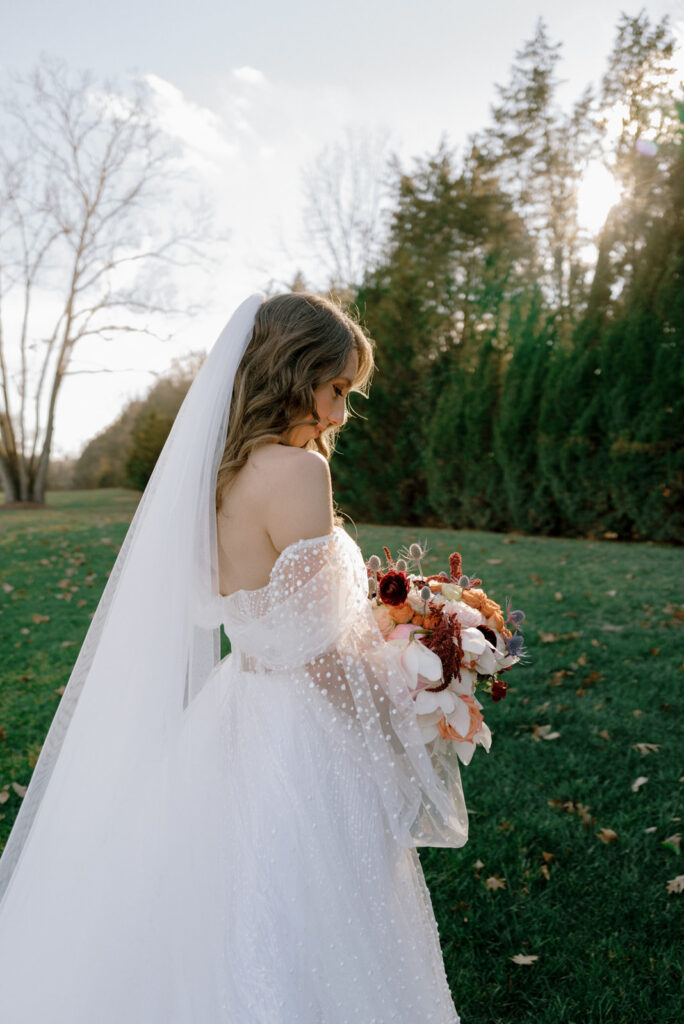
[0,291,468,1023]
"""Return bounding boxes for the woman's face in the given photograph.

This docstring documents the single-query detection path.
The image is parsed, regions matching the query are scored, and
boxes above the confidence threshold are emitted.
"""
[279,347,359,448]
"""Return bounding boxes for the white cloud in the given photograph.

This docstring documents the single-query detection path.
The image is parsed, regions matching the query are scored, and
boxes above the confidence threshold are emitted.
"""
[143,73,238,165]
[232,66,266,85]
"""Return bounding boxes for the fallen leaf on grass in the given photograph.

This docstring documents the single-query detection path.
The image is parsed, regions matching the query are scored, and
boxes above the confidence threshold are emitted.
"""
[632,709,644,718]
[532,724,561,741]
[599,730,611,740]
[596,827,618,843]
[54,686,66,695]
[486,558,503,564]
[538,631,582,643]
[510,954,539,965]
[666,875,684,894]
[539,864,550,880]
[0,788,9,805]
[631,776,648,792]
[473,859,485,871]
[11,782,27,798]
[662,834,681,855]
[1,582,14,593]
[541,851,556,863]
[485,874,506,890]
[31,612,50,624]
[549,669,573,687]
[633,743,660,755]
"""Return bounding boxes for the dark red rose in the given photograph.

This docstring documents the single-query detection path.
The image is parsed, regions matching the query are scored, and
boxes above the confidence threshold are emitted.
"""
[491,678,508,702]
[378,570,409,607]
[476,624,497,648]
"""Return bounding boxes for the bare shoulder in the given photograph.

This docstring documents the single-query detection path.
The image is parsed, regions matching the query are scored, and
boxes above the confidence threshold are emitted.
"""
[260,446,334,552]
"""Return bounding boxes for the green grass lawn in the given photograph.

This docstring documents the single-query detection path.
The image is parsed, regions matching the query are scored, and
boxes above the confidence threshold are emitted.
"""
[1,490,682,1022]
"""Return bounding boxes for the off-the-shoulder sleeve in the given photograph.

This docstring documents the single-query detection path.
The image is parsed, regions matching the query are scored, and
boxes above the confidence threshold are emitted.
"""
[222,528,469,849]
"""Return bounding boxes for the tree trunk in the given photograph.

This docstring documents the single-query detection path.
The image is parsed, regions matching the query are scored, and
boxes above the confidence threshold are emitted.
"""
[0,455,18,504]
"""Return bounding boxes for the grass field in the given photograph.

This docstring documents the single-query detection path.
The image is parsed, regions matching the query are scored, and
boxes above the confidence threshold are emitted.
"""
[0,489,682,1023]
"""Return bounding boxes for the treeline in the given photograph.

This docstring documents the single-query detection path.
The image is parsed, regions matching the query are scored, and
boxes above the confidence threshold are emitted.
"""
[71,354,201,490]
[70,12,683,543]
[330,12,683,543]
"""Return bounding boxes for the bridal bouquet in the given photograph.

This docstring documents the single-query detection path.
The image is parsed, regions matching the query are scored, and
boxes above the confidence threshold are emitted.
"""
[366,540,527,765]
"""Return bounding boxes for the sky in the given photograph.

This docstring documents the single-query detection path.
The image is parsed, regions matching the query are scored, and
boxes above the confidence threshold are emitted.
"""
[2,0,683,458]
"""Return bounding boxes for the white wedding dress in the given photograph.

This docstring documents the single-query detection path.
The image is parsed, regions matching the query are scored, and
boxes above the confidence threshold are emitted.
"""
[176,524,462,1022]
[0,530,465,1024]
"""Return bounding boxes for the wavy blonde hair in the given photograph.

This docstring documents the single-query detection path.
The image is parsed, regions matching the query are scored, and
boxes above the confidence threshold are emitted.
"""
[215,291,375,515]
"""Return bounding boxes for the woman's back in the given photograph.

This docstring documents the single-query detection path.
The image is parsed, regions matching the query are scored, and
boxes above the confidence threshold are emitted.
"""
[217,442,334,598]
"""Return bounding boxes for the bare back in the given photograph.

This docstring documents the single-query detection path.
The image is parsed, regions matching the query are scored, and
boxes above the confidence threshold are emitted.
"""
[217,444,334,597]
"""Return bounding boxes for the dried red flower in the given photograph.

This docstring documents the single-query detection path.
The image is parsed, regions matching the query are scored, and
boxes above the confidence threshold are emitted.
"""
[491,678,508,702]
[378,570,409,607]
[422,608,464,692]
[449,551,462,582]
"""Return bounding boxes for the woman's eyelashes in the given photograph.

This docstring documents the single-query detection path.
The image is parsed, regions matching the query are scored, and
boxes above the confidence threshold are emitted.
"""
[332,384,345,398]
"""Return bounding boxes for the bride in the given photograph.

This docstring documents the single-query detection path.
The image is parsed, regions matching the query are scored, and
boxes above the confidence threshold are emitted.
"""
[0,291,469,1022]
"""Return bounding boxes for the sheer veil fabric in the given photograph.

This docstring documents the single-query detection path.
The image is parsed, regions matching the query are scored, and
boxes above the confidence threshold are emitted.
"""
[0,292,468,1021]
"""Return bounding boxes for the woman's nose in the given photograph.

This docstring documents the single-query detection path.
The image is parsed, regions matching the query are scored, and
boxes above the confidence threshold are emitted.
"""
[328,400,347,427]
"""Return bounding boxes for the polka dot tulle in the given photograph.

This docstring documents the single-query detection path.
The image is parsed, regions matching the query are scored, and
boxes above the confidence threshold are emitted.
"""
[200,525,467,1021]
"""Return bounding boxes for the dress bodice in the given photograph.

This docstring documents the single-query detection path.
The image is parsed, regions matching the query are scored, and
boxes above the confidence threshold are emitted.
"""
[218,525,370,672]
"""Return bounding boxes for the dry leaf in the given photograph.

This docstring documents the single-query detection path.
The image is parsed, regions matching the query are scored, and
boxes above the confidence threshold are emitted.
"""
[0,791,9,805]
[576,803,594,827]
[532,724,561,741]
[666,875,684,894]
[54,685,66,695]
[632,709,644,718]
[1,582,14,593]
[473,859,485,871]
[485,874,506,890]
[596,827,618,843]
[486,558,503,564]
[554,592,563,601]
[606,589,617,597]
[633,743,660,755]
[539,864,550,880]
[31,612,50,624]
[645,826,658,833]
[11,782,27,798]
[510,954,539,965]
[541,851,556,863]
[599,730,611,740]
[631,776,648,792]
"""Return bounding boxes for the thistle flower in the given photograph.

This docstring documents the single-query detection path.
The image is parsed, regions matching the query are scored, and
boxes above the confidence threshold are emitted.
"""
[504,632,528,661]
[366,554,382,598]
[420,584,431,615]
[504,596,526,630]
[398,538,430,577]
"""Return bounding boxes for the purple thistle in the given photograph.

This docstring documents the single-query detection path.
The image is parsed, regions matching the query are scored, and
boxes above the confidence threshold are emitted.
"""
[505,632,528,661]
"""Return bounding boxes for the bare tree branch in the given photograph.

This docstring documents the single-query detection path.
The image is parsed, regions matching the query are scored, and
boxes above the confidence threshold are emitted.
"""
[0,56,216,503]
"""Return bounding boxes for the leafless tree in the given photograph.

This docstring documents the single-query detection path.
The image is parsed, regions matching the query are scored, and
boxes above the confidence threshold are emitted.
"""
[300,125,393,293]
[0,57,209,504]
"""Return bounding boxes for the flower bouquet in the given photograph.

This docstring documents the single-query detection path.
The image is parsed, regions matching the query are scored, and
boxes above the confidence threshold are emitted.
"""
[366,540,527,765]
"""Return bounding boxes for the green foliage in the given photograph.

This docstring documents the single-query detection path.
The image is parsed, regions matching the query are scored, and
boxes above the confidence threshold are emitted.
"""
[73,354,200,490]
[333,11,683,543]
[125,407,174,490]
